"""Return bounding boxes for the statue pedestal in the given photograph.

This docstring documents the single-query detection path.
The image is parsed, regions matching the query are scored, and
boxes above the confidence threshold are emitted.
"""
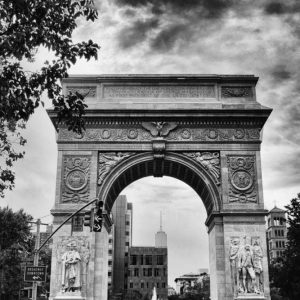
[235,294,266,300]
[54,292,85,300]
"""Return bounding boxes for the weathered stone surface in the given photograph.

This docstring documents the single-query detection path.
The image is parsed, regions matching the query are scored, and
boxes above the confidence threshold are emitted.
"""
[48,75,271,300]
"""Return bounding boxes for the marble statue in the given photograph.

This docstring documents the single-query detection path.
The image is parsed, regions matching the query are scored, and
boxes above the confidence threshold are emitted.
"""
[230,237,264,296]
[61,242,81,292]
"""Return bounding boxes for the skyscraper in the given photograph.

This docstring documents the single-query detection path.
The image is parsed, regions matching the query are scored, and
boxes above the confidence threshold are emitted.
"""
[155,212,167,248]
[110,195,133,293]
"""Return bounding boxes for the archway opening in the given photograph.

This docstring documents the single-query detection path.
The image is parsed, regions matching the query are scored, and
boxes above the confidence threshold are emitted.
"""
[121,176,209,289]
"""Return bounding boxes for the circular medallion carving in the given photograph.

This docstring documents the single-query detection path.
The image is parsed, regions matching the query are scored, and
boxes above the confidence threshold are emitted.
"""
[66,170,87,191]
[207,129,218,139]
[127,129,138,139]
[181,129,191,139]
[234,128,245,139]
[101,129,111,139]
[231,170,253,191]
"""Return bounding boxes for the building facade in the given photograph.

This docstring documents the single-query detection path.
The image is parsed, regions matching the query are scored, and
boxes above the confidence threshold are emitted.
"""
[111,195,133,293]
[266,206,287,262]
[127,247,168,300]
[174,271,208,295]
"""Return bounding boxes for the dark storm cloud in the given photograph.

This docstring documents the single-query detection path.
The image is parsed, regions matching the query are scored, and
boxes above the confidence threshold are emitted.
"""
[115,0,234,50]
[118,18,159,49]
[264,1,300,15]
[271,65,292,81]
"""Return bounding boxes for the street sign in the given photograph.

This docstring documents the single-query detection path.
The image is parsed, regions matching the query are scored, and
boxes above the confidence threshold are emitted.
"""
[24,266,47,282]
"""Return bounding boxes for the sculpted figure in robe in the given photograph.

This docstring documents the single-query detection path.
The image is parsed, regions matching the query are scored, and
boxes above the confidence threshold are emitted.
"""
[61,242,81,292]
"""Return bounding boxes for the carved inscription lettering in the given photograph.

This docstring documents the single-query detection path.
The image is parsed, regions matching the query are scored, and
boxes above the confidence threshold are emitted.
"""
[62,156,91,203]
[103,85,215,98]
[184,152,220,185]
[227,155,257,203]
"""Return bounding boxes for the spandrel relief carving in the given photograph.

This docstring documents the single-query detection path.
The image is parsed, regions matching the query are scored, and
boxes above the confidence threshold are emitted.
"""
[55,237,90,296]
[229,236,264,297]
[98,152,135,185]
[183,152,220,185]
[62,156,91,203]
[227,155,257,203]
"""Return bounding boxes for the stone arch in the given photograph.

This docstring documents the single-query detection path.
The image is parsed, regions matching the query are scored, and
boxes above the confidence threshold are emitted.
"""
[98,152,221,216]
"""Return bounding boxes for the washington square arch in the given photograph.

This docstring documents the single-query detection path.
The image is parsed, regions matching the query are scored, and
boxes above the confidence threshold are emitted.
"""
[47,74,272,300]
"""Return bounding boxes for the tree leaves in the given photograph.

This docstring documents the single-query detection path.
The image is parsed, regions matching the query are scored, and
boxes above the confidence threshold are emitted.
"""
[0,0,99,197]
[269,194,300,300]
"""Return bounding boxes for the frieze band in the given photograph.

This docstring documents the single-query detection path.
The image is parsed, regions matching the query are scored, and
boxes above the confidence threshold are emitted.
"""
[58,127,260,142]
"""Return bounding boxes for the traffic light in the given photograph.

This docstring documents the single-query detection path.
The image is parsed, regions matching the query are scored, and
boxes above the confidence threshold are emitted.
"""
[93,200,104,232]
[83,209,94,231]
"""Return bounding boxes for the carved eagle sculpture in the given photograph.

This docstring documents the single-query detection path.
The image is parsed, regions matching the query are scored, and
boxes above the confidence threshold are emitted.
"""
[141,122,177,137]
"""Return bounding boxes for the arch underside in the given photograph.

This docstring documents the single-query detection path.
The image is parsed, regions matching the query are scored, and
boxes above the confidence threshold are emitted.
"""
[101,153,220,216]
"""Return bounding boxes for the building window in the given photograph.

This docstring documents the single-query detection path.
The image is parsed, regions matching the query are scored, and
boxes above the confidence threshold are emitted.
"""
[126,231,130,236]
[126,221,130,225]
[163,268,166,276]
[125,242,130,246]
[157,255,164,265]
[140,255,144,265]
[162,282,166,288]
[134,268,139,277]
[148,268,152,277]
[143,268,147,276]
[109,238,113,244]
[130,255,137,265]
[154,268,160,276]
[147,282,149,288]
[108,260,112,266]
[72,215,83,232]
[130,282,133,289]
[109,249,113,255]
[145,255,152,265]
[157,282,160,288]
[141,282,144,288]
[125,252,128,257]
[108,272,112,276]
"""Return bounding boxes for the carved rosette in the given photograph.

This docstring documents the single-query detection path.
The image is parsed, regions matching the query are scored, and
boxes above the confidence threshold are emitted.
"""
[61,156,91,203]
[183,152,220,185]
[229,236,264,296]
[58,127,261,143]
[98,152,135,185]
[227,155,257,203]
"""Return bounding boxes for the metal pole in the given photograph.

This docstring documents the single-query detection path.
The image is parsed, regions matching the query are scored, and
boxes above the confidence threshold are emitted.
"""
[32,219,41,300]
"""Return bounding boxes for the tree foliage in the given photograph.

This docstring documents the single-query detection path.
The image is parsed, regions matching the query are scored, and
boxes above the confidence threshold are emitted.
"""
[0,0,99,197]
[0,206,33,296]
[269,193,300,300]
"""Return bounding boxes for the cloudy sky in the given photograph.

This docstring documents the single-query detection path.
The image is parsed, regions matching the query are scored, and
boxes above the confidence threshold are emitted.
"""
[2,0,300,287]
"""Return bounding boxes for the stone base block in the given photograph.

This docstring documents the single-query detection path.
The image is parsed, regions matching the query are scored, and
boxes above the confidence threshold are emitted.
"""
[54,297,85,300]
[54,292,85,300]
[235,294,266,300]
